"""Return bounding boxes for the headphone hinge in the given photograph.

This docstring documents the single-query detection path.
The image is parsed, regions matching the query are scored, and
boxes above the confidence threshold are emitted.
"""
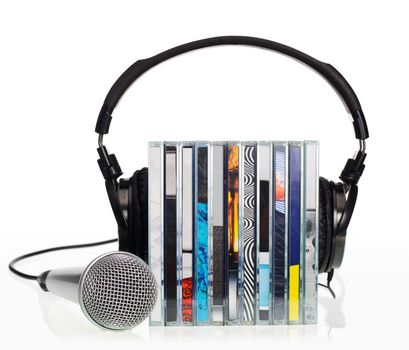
[97,146,123,180]
[339,151,366,185]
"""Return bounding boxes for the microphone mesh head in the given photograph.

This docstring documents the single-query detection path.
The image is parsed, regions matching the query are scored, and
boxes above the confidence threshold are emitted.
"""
[79,252,157,331]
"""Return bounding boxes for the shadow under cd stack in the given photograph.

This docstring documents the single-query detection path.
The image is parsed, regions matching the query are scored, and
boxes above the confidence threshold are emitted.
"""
[148,141,318,326]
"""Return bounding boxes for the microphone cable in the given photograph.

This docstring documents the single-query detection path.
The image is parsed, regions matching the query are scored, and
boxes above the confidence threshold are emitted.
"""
[8,238,118,281]
[10,238,337,298]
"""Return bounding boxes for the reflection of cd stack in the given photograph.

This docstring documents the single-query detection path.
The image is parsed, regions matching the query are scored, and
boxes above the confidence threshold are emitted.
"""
[148,141,318,326]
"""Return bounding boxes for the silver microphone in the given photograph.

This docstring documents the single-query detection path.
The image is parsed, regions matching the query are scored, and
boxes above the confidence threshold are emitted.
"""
[37,251,157,331]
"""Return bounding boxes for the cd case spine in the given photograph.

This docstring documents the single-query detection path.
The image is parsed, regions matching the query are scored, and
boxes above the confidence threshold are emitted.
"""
[272,142,288,325]
[194,143,210,325]
[180,143,194,325]
[256,142,272,324]
[164,143,178,326]
[303,141,318,324]
[148,142,164,326]
[226,143,240,325]
[210,143,226,325]
[239,142,257,325]
[288,142,304,325]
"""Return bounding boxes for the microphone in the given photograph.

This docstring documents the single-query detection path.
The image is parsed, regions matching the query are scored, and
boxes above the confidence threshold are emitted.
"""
[36,251,158,331]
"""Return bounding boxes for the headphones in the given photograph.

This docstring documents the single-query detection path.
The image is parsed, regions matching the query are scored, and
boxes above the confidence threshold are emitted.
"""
[95,36,369,275]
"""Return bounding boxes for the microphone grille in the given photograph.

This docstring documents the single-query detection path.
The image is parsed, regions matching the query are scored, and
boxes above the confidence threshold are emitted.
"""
[79,252,157,331]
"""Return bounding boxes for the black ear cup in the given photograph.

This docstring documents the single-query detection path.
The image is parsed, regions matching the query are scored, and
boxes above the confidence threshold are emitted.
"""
[128,167,149,263]
[319,177,334,273]
[327,181,347,270]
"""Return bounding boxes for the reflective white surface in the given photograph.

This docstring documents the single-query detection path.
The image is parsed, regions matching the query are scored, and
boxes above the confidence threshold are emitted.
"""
[4,258,406,349]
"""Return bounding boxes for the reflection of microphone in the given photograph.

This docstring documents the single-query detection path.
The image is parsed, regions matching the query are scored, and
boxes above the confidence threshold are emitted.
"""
[37,251,157,331]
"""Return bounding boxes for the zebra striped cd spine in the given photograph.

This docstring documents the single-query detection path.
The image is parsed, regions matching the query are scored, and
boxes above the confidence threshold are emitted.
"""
[239,142,257,324]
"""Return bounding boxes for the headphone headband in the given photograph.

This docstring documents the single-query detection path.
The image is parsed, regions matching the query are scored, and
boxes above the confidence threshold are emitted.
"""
[95,35,368,140]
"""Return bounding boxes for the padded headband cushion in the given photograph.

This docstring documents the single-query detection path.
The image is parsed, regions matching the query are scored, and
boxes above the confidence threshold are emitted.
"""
[129,167,149,263]
[319,177,334,273]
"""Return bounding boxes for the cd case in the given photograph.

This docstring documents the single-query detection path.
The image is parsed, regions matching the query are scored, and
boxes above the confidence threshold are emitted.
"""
[148,141,318,326]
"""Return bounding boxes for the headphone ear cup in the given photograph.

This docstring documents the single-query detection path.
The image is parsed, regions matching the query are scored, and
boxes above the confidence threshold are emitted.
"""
[128,167,149,263]
[319,177,334,273]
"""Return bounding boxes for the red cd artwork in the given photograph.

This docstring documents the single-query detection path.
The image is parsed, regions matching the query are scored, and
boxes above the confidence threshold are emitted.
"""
[182,277,193,322]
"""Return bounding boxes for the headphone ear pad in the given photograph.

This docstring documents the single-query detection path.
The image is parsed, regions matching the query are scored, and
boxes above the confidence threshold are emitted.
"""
[319,177,334,273]
[128,167,149,263]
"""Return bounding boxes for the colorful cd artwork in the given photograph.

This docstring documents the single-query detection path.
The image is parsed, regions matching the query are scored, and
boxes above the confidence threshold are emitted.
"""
[227,144,239,323]
[273,144,287,324]
[148,141,318,326]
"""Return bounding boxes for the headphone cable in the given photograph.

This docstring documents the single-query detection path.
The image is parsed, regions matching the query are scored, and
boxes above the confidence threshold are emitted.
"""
[318,268,336,299]
[8,238,118,281]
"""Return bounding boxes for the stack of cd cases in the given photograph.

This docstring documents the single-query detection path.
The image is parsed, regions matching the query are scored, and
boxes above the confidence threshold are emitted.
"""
[148,141,318,326]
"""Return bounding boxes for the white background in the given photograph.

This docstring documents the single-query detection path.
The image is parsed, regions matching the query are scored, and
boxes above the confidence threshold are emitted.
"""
[1,0,408,349]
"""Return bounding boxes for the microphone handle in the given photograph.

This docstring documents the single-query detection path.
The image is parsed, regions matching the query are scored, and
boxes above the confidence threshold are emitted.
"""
[37,267,84,304]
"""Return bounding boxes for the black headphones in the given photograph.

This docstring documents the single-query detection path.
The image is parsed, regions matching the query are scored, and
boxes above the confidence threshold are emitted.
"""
[95,36,369,275]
